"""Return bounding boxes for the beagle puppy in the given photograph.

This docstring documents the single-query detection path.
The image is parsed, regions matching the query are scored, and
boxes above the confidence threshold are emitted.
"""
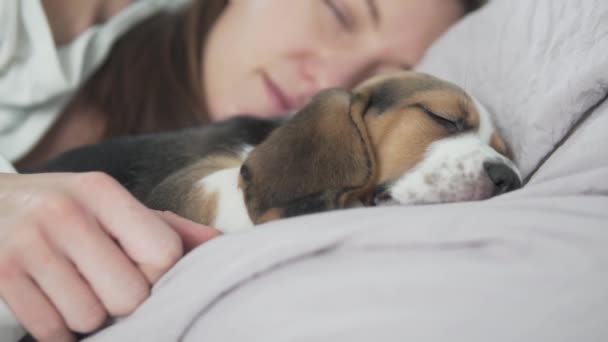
[30,71,521,233]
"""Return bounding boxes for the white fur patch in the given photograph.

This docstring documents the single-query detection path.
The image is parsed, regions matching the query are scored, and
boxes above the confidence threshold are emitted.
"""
[471,96,494,144]
[197,166,253,234]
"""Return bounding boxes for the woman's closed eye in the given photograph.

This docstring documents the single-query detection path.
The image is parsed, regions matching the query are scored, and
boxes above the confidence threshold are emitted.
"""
[416,104,466,134]
[323,0,355,31]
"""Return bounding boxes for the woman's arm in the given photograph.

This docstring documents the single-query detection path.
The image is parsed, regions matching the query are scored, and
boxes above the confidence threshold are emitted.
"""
[40,0,131,45]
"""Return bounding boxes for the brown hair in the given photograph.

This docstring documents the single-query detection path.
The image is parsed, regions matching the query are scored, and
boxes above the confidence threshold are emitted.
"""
[68,0,228,138]
[461,0,487,14]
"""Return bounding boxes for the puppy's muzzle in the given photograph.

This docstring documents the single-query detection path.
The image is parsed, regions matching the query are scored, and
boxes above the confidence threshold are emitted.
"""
[372,158,521,207]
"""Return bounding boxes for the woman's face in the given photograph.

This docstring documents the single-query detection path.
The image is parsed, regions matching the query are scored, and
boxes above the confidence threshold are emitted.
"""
[204,0,464,121]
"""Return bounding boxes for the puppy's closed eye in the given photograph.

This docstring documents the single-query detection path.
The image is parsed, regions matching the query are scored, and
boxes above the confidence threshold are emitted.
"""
[415,104,467,134]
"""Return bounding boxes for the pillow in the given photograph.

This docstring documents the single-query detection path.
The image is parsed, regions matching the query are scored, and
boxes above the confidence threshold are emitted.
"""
[510,94,608,198]
[416,0,608,179]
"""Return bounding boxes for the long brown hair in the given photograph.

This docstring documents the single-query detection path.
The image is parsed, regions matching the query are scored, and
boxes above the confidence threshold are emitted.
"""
[68,0,228,138]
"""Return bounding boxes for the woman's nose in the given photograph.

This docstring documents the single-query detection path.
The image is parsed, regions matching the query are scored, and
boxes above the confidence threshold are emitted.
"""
[316,53,375,89]
[299,50,376,95]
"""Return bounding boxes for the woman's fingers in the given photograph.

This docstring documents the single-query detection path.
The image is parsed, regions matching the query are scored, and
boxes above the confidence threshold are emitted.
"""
[0,270,74,342]
[43,198,150,317]
[155,211,222,252]
[20,230,107,334]
[70,172,184,283]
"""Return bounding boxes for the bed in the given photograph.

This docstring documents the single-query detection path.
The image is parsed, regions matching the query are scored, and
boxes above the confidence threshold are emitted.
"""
[84,0,608,340]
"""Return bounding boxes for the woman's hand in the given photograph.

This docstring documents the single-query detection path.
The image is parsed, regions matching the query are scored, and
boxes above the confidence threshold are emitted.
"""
[0,172,221,342]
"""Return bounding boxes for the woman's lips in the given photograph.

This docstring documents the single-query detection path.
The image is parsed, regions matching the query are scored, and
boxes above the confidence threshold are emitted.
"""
[261,72,293,115]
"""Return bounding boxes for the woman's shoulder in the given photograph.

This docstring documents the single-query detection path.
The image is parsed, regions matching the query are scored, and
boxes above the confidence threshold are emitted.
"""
[0,0,183,163]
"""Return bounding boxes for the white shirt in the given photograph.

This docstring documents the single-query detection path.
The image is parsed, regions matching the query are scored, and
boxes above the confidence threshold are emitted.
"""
[0,0,189,340]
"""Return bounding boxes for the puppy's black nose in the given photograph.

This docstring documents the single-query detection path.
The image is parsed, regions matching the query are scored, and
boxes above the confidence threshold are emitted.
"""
[484,162,522,195]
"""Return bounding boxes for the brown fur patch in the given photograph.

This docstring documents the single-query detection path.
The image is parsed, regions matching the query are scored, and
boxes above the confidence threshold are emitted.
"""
[490,132,511,158]
[185,186,218,226]
[257,208,285,224]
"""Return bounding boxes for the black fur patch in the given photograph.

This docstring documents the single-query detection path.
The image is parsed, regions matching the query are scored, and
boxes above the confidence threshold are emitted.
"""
[24,116,281,204]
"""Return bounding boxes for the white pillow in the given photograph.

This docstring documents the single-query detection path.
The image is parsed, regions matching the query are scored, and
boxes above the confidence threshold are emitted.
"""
[416,0,608,179]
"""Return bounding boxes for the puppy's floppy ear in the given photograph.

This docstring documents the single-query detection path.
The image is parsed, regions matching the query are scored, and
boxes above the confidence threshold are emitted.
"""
[241,88,377,224]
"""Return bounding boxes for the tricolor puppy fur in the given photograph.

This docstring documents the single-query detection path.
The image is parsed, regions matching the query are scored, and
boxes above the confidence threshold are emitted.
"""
[31,72,521,233]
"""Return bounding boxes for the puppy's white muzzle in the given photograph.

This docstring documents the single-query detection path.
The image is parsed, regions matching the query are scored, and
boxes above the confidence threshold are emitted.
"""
[375,133,521,206]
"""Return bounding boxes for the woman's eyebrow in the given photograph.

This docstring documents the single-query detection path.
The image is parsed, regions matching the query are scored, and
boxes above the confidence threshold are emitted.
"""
[365,0,380,27]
